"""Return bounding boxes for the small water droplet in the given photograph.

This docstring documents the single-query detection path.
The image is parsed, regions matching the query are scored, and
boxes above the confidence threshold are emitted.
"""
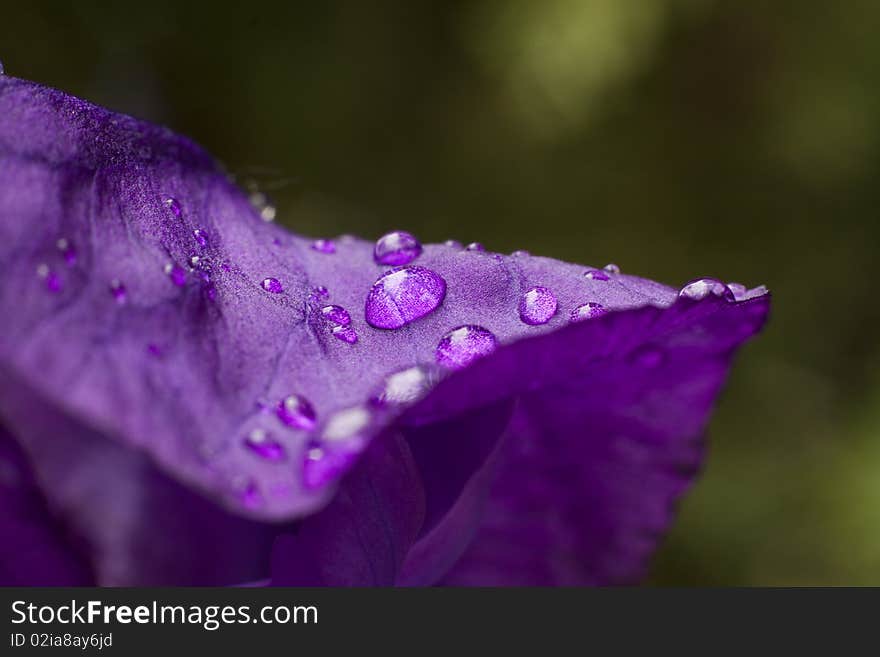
[679,278,735,302]
[164,263,187,287]
[37,264,62,293]
[260,205,276,222]
[56,238,77,266]
[261,277,283,293]
[193,228,209,248]
[188,255,201,268]
[373,230,423,266]
[320,304,351,326]
[511,250,530,257]
[302,444,359,491]
[584,269,610,281]
[313,285,329,297]
[164,197,182,218]
[244,428,287,462]
[519,286,558,325]
[465,242,485,252]
[373,366,431,405]
[570,302,606,321]
[311,239,336,254]
[109,279,127,303]
[365,266,447,329]
[603,263,620,274]
[323,406,371,442]
[276,394,317,430]
[435,325,497,370]
[444,239,462,249]
[331,325,358,343]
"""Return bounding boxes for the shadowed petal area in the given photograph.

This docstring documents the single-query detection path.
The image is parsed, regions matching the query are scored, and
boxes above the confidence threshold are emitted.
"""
[0,76,770,585]
[0,424,93,585]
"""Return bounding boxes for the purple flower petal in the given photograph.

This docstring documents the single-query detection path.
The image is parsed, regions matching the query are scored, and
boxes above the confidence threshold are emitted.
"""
[0,76,770,585]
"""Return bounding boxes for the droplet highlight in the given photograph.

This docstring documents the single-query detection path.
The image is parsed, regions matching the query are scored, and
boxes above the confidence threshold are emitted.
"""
[261,277,283,294]
[365,266,447,329]
[435,325,498,370]
[519,286,558,325]
[373,230,423,266]
[570,302,606,321]
[164,197,182,218]
[584,269,609,281]
[243,428,287,462]
[276,394,317,430]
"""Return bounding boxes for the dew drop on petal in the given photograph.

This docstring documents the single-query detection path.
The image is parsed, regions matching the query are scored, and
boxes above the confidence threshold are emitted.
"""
[313,285,329,297]
[679,278,735,302]
[320,304,351,326]
[511,250,530,257]
[435,325,498,370]
[243,428,287,462]
[519,286,558,325]
[584,269,610,281]
[570,302,606,322]
[365,265,447,329]
[276,394,317,430]
[373,230,423,266]
[193,228,209,248]
[311,239,336,254]
[56,238,77,266]
[332,325,358,344]
[323,406,371,442]
[164,197,182,218]
[164,263,187,287]
[444,239,462,249]
[109,279,127,303]
[302,444,359,491]
[373,366,430,405]
[603,263,621,274]
[36,263,62,293]
[261,277,283,294]
[465,242,485,252]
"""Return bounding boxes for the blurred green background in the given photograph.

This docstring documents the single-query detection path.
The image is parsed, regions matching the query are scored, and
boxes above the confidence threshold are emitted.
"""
[3,0,879,585]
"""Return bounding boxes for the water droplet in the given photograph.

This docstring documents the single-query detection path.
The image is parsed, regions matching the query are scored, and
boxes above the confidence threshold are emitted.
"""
[164,197,182,218]
[56,238,77,266]
[331,325,358,344]
[323,406,371,442]
[188,255,201,269]
[679,278,735,302]
[109,279,127,303]
[276,394,317,430]
[313,285,329,297]
[37,264,62,293]
[373,230,423,266]
[603,263,620,274]
[320,304,351,326]
[365,266,447,329]
[261,277,283,294]
[373,366,430,405]
[584,269,610,281]
[193,228,209,248]
[570,302,606,321]
[444,239,462,249]
[465,242,485,252]
[511,250,530,257]
[519,286,558,325]
[435,325,497,370]
[164,263,187,287]
[302,444,358,490]
[311,239,336,254]
[244,428,287,462]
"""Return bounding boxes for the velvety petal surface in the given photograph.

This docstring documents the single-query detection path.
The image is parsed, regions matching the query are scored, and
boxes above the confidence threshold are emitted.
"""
[0,76,769,585]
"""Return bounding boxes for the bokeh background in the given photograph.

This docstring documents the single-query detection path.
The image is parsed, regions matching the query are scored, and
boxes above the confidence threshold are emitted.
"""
[3,0,878,585]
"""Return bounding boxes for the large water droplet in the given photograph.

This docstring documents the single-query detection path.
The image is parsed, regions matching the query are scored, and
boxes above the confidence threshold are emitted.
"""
[164,197,182,218]
[365,266,447,329]
[332,326,358,343]
[679,278,735,302]
[56,238,77,266]
[372,366,431,405]
[164,263,187,287]
[193,228,209,248]
[570,302,606,321]
[311,239,336,254]
[276,394,317,430]
[261,277,283,294]
[243,428,287,462]
[603,263,621,274]
[465,242,485,252]
[584,269,609,281]
[374,230,423,266]
[109,279,127,304]
[519,286,558,325]
[435,325,497,370]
